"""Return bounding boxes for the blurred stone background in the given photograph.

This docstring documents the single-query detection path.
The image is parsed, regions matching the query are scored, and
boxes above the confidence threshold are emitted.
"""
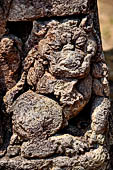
[98,0,113,102]
[98,2,113,167]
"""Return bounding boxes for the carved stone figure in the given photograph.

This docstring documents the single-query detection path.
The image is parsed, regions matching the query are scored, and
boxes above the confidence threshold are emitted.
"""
[0,0,112,169]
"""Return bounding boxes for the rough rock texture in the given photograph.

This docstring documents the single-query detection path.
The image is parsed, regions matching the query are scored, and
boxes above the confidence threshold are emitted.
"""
[8,0,90,21]
[0,0,112,169]
[0,0,12,37]
[0,35,22,92]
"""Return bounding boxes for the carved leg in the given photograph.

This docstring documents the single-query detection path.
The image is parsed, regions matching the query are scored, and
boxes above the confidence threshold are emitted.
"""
[21,139,57,158]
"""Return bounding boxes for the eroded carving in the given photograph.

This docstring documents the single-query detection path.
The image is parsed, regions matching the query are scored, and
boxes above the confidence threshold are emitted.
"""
[0,0,111,170]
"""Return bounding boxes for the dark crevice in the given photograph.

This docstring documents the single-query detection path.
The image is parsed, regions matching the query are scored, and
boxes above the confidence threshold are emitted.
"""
[6,21,33,43]
[39,92,61,105]
[88,0,96,11]
[59,99,92,137]
[37,13,88,22]
[0,112,12,157]
[0,0,4,9]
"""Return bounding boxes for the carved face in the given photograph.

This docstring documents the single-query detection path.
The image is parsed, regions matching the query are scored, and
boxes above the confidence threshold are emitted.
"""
[36,19,97,78]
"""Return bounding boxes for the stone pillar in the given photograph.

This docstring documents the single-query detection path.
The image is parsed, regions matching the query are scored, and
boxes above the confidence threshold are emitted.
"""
[0,0,111,169]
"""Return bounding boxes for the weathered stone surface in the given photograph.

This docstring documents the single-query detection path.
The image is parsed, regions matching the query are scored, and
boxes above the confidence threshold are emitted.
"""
[7,145,20,158]
[8,0,90,21]
[0,148,109,170]
[12,90,63,140]
[0,0,12,37]
[0,0,112,169]
[0,35,22,92]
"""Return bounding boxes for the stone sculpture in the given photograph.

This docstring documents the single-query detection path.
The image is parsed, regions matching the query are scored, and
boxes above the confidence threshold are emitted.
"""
[0,0,112,169]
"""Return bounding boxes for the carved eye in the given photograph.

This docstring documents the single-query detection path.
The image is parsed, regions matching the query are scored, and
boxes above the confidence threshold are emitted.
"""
[76,36,87,48]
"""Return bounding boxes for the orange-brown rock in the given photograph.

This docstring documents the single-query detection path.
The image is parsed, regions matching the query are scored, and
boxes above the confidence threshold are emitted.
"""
[0,35,22,91]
